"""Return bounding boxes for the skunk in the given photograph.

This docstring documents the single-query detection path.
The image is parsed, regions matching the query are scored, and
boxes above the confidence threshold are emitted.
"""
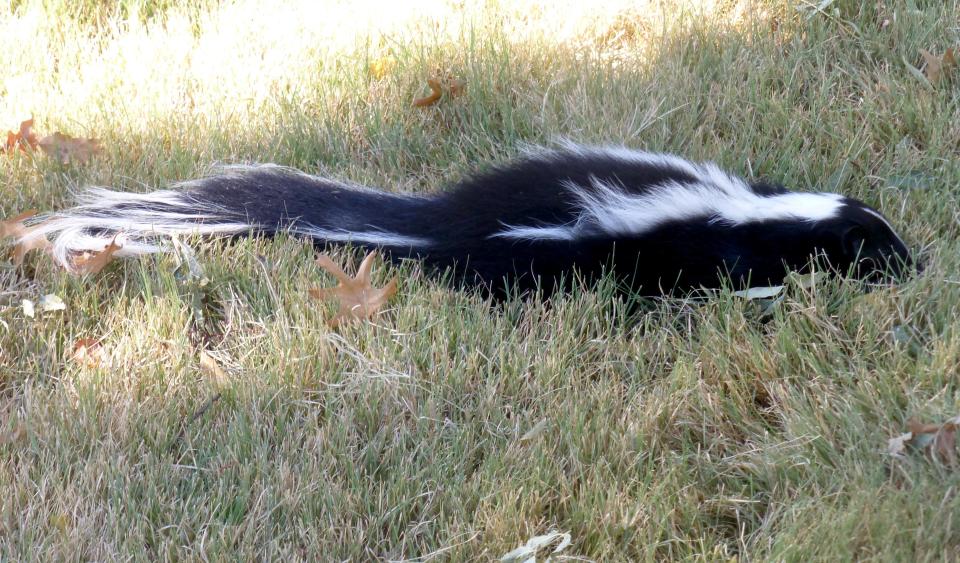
[21,144,913,295]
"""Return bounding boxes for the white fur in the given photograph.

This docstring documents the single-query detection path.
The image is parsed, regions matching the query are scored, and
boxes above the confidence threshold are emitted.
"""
[22,189,254,268]
[290,226,431,248]
[493,151,845,241]
[19,185,430,270]
[486,224,578,241]
[550,142,704,179]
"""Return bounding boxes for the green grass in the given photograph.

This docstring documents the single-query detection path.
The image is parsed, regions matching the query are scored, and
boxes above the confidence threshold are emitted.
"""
[2,0,960,559]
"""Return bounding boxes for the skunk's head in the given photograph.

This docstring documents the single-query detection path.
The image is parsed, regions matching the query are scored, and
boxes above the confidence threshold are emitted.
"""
[602,191,917,294]
[816,197,915,283]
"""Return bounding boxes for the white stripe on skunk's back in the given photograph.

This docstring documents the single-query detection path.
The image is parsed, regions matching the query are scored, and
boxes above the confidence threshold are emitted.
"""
[493,152,845,241]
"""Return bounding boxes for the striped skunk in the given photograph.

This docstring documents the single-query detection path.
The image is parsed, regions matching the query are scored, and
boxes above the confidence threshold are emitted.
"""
[21,144,913,296]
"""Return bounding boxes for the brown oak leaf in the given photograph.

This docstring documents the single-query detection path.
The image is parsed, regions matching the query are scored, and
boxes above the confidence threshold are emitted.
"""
[0,210,52,265]
[37,132,102,165]
[3,118,38,153]
[889,416,960,466]
[70,234,123,275]
[199,350,230,389]
[920,47,957,85]
[412,76,465,108]
[71,338,105,368]
[413,78,444,107]
[309,251,398,327]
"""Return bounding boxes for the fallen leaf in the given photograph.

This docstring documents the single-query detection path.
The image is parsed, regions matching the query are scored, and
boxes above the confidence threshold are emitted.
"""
[906,419,941,434]
[413,78,444,107]
[0,422,25,445]
[309,251,398,327]
[907,418,959,466]
[889,416,960,466]
[887,432,912,458]
[70,234,123,275]
[936,422,958,466]
[0,399,26,447]
[71,337,104,368]
[37,132,101,165]
[0,210,35,239]
[38,294,66,312]
[199,350,230,388]
[920,47,957,85]
[2,118,38,153]
[500,530,572,562]
[447,79,465,97]
[369,56,396,79]
[520,418,549,442]
[20,295,66,317]
[412,76,465,108]
[0,210,52,265]
[732,285,784,299]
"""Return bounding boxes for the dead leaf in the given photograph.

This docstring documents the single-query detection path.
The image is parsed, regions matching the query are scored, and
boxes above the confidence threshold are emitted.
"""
[70,234,123,275]
[0,404,25,446]
[907,419,942,436]
[412,75,465,108]
[3,119,102,163]
[732,285,784,299]
[309,251,398,327]
[920,47,957,85]
[3,118,38,153]
[199,350,230,388]
[37,132,101,165]
[936,422,958,466]
[413,78,444,107]
[887,432,912,458]
[20,295,65,317]
[0,210,52,265]
[369,56,396,79]
[520,418,549,443]
[908,418,959,466]
[71,338,104,368]
[0,210,36,239]
[500,530,572,562]
[890,416,960,466]
[447,80,465,97]
[38,294,66,312]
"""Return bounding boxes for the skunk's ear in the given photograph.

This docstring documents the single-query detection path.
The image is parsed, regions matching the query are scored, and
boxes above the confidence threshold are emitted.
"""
[841,225,868,259]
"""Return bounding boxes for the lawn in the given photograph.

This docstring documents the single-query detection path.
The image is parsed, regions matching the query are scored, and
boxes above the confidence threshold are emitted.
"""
[2,0,959,559]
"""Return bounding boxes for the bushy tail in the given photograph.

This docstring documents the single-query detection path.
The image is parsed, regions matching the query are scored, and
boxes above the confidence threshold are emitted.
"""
[18,165,437,271]
[24,186,254,268]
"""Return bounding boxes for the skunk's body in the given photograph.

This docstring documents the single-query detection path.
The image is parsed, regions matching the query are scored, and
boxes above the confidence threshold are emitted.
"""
[23,145,913,295]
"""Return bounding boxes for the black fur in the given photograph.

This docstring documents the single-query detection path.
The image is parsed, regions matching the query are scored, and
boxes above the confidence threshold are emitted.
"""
[38,147,915,295]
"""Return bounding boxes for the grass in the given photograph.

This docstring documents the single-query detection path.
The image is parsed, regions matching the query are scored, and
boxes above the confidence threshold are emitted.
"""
[2,0,960,559]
